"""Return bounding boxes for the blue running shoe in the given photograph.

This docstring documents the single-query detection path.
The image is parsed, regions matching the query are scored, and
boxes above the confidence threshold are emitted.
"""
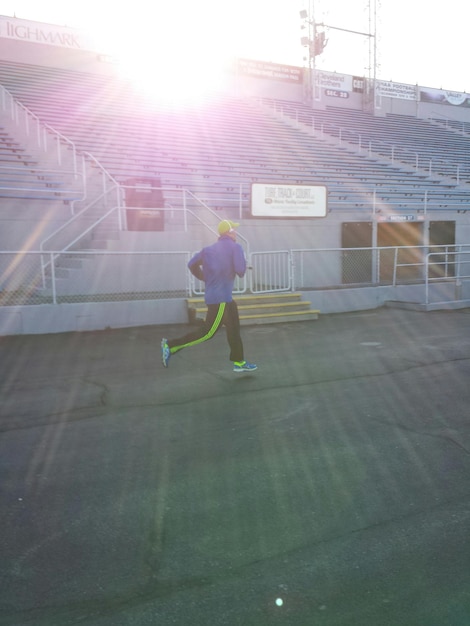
[161,338,171,368]
[233,360,257,373]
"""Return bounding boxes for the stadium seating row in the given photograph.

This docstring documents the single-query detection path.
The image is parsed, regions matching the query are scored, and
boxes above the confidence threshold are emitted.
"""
[0,124,83,202]
[0,59,469,214]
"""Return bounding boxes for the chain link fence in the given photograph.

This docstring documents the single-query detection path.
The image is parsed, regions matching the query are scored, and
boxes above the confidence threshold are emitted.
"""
[0,251,191,306]
[291,245,467,290]
[1,246,469,307]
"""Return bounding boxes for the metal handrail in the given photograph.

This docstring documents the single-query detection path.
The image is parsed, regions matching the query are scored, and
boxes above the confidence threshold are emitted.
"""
[40,187,120,252]
[0,85,80,176]
[265,98,470,182]
[2,244,469,308]
[37,201,248,289]
[183,188,250,254]
[425,249,470,305]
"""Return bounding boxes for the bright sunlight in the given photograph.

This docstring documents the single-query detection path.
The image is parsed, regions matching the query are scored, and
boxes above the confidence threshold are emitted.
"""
[81,0,300,105]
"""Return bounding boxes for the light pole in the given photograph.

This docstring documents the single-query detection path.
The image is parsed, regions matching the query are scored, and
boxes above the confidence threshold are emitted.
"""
[300,1,377,107]
[300,3,323,105]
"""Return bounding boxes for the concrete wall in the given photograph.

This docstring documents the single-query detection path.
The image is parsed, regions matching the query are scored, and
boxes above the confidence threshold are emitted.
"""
[0,198,77,251]
[0,298,188,336]
[2,279,468,336]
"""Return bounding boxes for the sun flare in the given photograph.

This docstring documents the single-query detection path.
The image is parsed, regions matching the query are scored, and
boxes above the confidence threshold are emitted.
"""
[114,47,234,105]
[92,5,237,105]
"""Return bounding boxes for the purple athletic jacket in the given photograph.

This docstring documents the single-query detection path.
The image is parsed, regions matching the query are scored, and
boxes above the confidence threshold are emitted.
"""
[188,235,246,305]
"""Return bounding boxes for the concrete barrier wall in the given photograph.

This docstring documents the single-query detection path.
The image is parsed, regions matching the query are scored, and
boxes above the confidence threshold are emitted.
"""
[0,298,188,335]
[0,283,441,336]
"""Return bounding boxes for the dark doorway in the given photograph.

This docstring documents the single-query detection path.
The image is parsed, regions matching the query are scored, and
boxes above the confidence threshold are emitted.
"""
[341,222,373,284]
[428,221,456,278]
[125,178,165,231]
[377,221,424,283]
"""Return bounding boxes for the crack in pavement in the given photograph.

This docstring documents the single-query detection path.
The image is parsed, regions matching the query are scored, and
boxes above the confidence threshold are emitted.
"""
[1,354,468,434]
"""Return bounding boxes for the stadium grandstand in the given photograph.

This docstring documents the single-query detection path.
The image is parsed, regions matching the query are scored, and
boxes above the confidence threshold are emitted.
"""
[1,14,470,335]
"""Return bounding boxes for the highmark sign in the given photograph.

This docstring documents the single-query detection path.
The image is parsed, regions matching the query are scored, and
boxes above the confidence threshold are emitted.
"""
[0,16,95,50]
[251,183,327,218]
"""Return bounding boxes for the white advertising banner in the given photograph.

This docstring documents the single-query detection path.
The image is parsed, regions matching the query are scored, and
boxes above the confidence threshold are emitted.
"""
[251,183,327,218]
[237,58,303,84]
[0,16,95,51]
[315,71,352,92]
[376,81,418,101]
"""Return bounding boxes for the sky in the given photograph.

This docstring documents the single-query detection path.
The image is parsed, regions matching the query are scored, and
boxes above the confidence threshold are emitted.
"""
[1,0,468,94]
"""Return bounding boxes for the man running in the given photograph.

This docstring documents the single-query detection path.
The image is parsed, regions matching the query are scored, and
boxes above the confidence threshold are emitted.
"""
[161,220,257,372]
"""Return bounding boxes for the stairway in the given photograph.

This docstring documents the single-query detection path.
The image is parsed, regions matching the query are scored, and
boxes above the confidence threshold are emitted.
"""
[187,292,320,325]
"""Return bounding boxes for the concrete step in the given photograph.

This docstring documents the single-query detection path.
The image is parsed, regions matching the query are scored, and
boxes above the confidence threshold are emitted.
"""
[187,292,320,325]
[55,257,84,269]
[237,309,320,324]
[81,239,109,250]
[45,266,69,279]
[191,299,314,317]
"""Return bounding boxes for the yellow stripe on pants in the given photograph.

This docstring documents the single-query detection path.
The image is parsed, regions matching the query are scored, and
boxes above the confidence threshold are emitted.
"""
[170,302,226,353]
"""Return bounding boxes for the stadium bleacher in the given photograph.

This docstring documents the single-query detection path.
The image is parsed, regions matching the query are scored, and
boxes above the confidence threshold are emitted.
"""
[1,58,469,216]
[263,98,470,186]
[0,125,83,202]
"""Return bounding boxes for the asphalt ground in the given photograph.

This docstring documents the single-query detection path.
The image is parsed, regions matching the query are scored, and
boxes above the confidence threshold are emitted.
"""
[1,306,470,626]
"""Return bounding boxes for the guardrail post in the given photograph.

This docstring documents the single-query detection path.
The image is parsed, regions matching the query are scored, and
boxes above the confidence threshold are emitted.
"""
[425,253,430,304]
[375,246,380,284]
[455,249,462,299]
[40,253,46,289]
[50,252,57,305]
[289,251,295,292]
[392,247,399,286]
[117,187,123,231]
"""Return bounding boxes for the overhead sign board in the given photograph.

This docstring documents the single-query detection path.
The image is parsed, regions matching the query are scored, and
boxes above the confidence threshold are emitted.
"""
[251,183,327,218]
[376,214,425,222]
[0,15,95,50]
[237,59,303,84]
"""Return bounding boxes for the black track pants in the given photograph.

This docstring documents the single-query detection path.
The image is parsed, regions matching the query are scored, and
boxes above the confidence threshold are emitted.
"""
[167,301,244,362]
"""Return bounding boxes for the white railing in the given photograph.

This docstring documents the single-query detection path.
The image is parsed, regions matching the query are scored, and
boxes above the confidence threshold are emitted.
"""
[37,187,244,249]
[81,151,121,205]
[119,185,249,251]
[37,196,249,291]
[191,270,248,297]
[265,99,470,183]
[40,189,122,251]
[2,245,469,308]
[250,251,292,293]
[0,250,192,306]
[0,84,80,176]
[291,245,469,290]
[425,250,470,305]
